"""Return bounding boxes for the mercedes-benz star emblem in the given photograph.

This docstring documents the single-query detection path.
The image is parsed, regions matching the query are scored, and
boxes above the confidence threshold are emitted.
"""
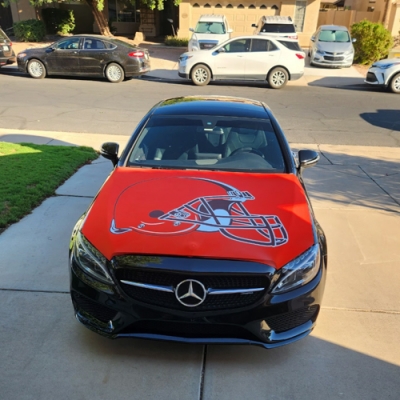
[175,279,207,307]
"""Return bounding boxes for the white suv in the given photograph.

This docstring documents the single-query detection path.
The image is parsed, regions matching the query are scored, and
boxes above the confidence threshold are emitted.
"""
[252,16,298,40]
[188,14,233,52]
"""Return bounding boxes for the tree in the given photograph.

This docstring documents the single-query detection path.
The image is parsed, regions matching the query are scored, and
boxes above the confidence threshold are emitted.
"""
[4,0,181,36]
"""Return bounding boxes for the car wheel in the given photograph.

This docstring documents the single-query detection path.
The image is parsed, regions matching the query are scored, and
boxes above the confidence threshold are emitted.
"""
[27,59,46,79]
[191,64,211,86]
[105,63,124,83]
[268,67,288,89]
[390,73,400,94]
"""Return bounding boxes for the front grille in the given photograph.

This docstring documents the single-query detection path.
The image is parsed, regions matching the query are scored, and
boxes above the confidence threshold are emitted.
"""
[72,292,117,323]
[324,56,344,62]
[366,72,377,83]
[123,320,260,341]
[200,42,217,50]
[116,268,269,311]
[265,305,319,333]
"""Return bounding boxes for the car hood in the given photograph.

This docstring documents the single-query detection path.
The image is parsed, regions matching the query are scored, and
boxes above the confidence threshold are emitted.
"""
[372,58,400,67]
[191,32,227,42]
[81,168,315,269]
[317,41,353,53]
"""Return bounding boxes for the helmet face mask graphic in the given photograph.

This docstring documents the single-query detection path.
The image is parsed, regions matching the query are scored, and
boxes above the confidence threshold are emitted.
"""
[111,177,288,247]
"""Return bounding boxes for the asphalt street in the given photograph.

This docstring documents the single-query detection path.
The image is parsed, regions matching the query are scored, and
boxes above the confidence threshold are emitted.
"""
[0,71,399,399]
[0,71,399,147]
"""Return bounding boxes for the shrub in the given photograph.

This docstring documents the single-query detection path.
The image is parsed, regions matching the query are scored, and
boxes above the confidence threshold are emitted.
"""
[351,20,393,65]
[164,36,189,47]
[13,19,46,42]
[42,8,75,35]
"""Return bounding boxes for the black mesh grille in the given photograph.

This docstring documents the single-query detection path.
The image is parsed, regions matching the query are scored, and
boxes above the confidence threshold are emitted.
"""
[116,268,269,311]
[200,42,217,50]
[124,320,259,341]
[265,305,319,333]
[72,292,117,323]
[366,72,377,83]
[324,56,344,62]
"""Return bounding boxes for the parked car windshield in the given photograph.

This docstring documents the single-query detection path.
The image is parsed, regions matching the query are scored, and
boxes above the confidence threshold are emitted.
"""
[127,116,286,173]
[195,22,226,34]
[318,30,350,43]
[261,24,296,33]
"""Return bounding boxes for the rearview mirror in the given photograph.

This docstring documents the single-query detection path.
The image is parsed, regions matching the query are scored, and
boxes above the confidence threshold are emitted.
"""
[100,142,119,166]
[298,150,319,169]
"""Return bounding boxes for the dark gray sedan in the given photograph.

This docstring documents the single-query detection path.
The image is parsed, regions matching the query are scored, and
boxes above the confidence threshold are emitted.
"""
[0,27,16,67]
[17,35,150,83]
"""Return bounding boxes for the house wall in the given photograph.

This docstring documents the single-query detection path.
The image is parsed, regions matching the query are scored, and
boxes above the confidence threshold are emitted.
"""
[317,9,381,27]
[178,0,321,46]
[10,0,36,23]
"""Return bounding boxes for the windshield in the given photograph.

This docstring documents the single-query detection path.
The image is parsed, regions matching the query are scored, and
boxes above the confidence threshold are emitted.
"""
[195,22,226,34]
[318,30,350,43]
[127,116,286,173]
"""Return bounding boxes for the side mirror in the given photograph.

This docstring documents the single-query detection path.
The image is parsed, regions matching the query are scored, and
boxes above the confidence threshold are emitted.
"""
[298,150,319,169]
[100,142,119,166]
[352,38,356,43]
[251,24,257,28]
[189,28,194,32]
[227,28,233,33]
[217,47,226,53]
[311,36,315,42]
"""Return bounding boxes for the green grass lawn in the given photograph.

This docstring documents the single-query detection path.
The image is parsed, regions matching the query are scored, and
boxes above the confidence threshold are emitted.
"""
[0,142,98,232]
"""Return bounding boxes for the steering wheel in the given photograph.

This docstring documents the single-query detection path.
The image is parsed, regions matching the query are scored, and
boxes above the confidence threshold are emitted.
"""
[229,147,264,158]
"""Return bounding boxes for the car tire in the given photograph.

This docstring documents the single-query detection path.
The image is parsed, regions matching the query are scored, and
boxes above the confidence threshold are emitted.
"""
[191,64,211,86]
[105,63,124,83]
[267,67,288,89]
[27,59,46,79]
[389,73,400,94]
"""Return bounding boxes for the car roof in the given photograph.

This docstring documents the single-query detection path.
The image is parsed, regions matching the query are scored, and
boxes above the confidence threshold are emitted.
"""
[198,14,225,22]
[225,35,297,42]
[319,25,349,31]
[260,16,293,24]
[151,96,270,119]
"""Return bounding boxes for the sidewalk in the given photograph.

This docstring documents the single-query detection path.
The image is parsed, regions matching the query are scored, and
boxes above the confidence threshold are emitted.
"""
[6,39,366,88]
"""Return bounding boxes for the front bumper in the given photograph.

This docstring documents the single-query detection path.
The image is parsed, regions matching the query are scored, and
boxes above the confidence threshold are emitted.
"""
[69,253,327,349]
[311,53,354,68]
[364,68,386,87]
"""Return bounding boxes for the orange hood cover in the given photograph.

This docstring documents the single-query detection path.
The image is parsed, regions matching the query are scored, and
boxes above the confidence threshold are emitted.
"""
[82,168,315,269]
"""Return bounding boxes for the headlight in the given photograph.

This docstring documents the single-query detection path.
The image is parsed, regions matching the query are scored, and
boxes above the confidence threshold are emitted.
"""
[344,49,354,55]
[316,50,324,55]
[272,244,321,294]
[17,53,27,58]
[73,231,113,284]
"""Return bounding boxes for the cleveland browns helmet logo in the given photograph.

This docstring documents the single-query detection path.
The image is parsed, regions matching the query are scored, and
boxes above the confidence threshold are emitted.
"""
[110,177,288,247]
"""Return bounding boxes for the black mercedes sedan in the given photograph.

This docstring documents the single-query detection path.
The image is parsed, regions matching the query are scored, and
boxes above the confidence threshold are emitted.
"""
[0,27,16,67]
[17,35,150,83]
[69,95,327,349]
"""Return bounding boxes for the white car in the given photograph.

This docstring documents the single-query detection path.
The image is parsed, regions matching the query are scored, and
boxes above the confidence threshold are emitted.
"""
[179,35,305,89]
[252,16,298,41]
[365,58,400,94]
[188,14,233,52]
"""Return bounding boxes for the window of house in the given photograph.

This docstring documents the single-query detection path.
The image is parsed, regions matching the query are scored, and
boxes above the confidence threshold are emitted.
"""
[108,0,140,23]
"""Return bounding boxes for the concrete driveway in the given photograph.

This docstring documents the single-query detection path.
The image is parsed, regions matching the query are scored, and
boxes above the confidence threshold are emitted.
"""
[0,131,399,399]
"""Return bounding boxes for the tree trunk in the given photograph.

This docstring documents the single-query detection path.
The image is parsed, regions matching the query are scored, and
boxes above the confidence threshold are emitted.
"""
[85,0,113,36]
